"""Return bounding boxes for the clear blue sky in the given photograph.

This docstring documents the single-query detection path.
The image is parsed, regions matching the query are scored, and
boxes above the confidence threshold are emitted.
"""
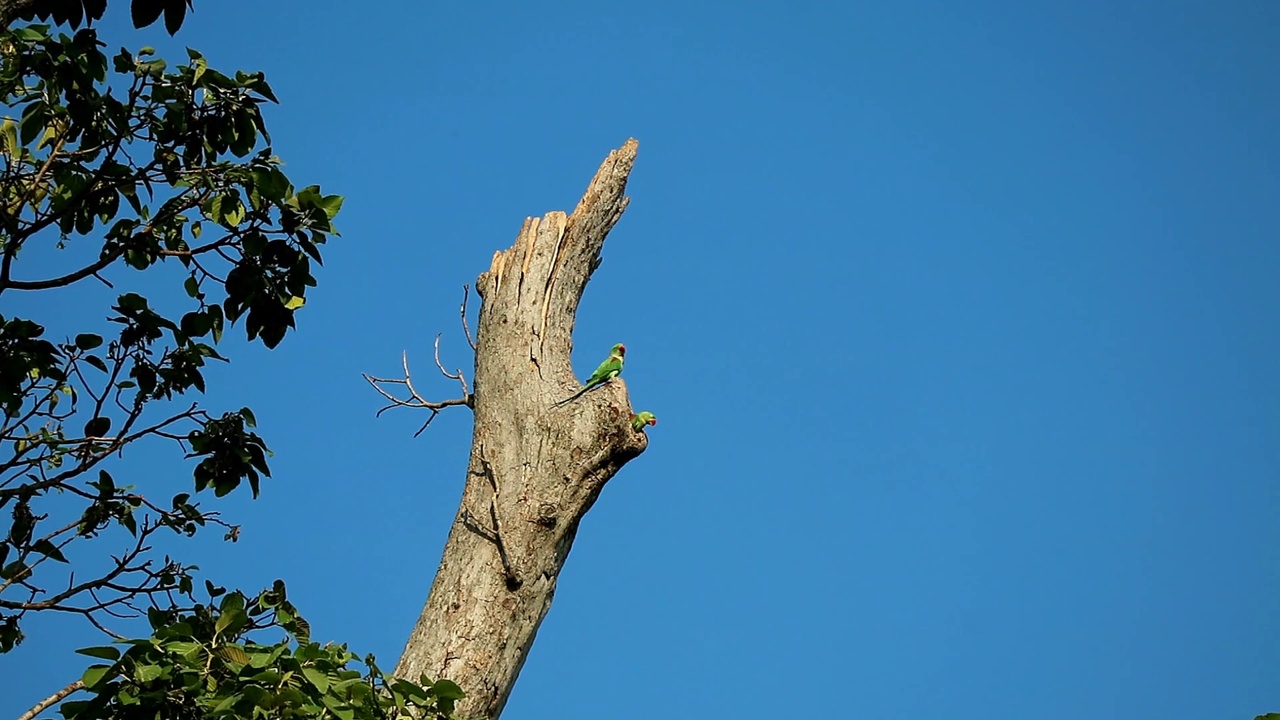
[4,1,1279,718]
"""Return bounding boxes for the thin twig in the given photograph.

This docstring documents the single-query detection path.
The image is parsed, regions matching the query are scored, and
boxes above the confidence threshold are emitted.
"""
[81,608,125,640]
[433,334,470,398]
[460,284,477,351]
[0,402,200,500]
[1,516,156,611]
[362,351,471,437]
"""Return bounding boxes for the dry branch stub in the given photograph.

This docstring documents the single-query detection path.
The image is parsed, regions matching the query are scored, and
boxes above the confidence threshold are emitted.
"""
[392,139,647,720]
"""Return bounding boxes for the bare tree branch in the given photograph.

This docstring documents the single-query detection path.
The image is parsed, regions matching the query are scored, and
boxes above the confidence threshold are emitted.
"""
[432,334,470,398]
[0,402,203,498]
[363,351,472,437]
[16,679,84,720]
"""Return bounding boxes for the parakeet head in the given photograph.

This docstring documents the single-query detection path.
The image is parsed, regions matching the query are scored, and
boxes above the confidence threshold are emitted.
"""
[611,343,626,357]
[631,411,657,432]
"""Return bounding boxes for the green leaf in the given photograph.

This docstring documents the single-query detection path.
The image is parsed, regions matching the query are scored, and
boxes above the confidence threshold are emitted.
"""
[298,238,324,265]
[220,591,245,614]
[134,663,163,683]
[59,700,91,718]
[248,74,279,103]
[74,333,103,350]
[183,276,200,299]
[242,232,267,257]
[84,416,111,437]
[1,118,17,154]
[316,194,344,219]
[84,355,108,373]
[117,293,148,311]
[210,694,239,715]
[81,664,114,689]
[113,48,136,73]
[275,686,306,706]
[431,679,465,701]
[20,101,46,147]
[140,58,167,77]
[238,407,257,427]
[321,694,354,720]
[208,303,225,343]
[36,124,58,151]
[252,167,291,202]
[214,607,247,637]
[163,0,187,35]
[202,195,225,224]
[164,640,204,659]
[32,539,68,563]
[215,645,250,665]
[75,645,121,661]
[223,201,246,227]
[302,666,329,693]
[291,615,311,643]
[180,311,211,338]
[12,27,46,41]
[131,0,164,29]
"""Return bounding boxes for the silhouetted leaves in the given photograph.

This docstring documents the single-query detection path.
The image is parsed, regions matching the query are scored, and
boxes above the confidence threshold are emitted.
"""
[0,12,459,720]
[5,0,192,35]
[0,14,340,659]
[2,24,339,349]
[83,415,110,437]
[0,316,63,416]
[188,410,270,498]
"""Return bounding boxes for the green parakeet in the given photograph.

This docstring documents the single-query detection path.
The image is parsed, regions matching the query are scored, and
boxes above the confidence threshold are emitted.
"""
[631,411,657,432]
[554,343,625,407]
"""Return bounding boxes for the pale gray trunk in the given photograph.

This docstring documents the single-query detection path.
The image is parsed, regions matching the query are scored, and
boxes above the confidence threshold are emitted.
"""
[393,140,646,720]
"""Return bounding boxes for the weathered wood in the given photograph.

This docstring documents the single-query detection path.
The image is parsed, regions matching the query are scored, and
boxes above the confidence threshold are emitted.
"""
[393,140,646,720]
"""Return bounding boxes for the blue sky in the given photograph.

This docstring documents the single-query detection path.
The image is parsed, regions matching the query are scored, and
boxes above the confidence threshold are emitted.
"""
[4,1,1279,718]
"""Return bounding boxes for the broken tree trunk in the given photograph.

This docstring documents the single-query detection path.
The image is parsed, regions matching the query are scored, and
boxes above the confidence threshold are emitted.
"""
[392,139,647,720]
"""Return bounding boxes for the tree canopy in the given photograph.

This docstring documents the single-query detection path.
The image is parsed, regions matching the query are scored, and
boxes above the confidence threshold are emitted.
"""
[1,6,459,719]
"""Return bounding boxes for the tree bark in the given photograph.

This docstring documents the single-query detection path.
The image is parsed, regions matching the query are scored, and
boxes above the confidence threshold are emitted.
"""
[393,139,647,720]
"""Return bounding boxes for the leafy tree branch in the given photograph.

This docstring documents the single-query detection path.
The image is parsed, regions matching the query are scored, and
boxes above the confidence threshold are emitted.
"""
[1,7,460,719]
[0,19,336,650]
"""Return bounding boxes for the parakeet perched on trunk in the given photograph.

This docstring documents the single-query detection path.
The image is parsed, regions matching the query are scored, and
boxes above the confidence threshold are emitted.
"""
[631,411,657,432]
[554,343,625,407]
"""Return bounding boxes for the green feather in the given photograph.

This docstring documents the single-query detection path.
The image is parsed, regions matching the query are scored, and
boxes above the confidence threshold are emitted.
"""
[554,343,626,407]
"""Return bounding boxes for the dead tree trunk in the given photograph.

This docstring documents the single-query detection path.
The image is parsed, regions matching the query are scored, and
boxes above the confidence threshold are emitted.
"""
[392,140,647,719]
